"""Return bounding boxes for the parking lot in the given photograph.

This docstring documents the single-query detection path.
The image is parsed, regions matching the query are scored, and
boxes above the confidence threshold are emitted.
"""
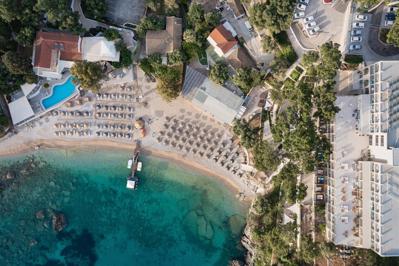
[291,0,350,49]
[344,4,399,63]
[105,0,146,25]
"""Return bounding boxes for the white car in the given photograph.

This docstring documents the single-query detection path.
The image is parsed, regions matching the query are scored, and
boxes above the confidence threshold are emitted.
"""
[355,14,368,21]
[308,26,321,36]
[298,0,310,4]
[305,21,317,29]
[304,16,314,23]
[351,29,362,36]
[385,19,394,26]
[351,36,362,42]
[349,44,362,51]
[297,3,307,10]
[294,11,305,19]
[389,6,399,13]
[353,22,365,28]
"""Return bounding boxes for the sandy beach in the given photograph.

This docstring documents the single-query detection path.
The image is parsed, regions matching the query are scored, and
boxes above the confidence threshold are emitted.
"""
[0,67,260,200]
[0,137,254,200]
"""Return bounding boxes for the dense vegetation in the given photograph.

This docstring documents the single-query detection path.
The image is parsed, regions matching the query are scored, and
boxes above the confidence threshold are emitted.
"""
[139,54,182,101]
[271,42,340,172]
[136,15,166,39]
[70,61,104,91]
[249,0,296,34]
[209,62,229,85]
[0,0,85,94]
[232,68,264,95]
[81,0,107,21]
[182,4,221,62]
[387,14,399,47]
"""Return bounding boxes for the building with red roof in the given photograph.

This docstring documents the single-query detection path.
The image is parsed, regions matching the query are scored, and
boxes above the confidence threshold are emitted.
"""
[207,22,238,58]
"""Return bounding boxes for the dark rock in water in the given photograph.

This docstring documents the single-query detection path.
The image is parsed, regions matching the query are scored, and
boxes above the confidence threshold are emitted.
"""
[36,210,45,220]
[52,212,68,232]
[61,229,97,266]
[29,239,38,247]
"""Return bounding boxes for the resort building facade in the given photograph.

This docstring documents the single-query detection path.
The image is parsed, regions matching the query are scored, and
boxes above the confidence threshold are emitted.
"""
[327,61,399,256]
[32,31,120,79]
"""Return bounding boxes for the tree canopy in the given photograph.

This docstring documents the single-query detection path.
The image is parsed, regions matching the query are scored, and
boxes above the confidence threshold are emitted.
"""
[136,15,166,38]
[232,67,264,95]
[253,140,280,173]
[81,0,107,21]
[139,54,182,101]
[387,17,399,47]
[70,61,103,91]
[209,62,229,85]
[249,0,296,33]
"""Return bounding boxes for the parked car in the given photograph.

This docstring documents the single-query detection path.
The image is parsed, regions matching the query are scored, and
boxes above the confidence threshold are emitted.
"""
[386,13,396,21]
[351,36,362,42]
[294,11,305,19]
[351,29,362,36]
[352,22,365,28]
[349,44,362,51]
[386,19,395,26]
[297,3,307,10]
[305,21,317,29]
[308,26,321,35]
[304,16,314,22]
[298,0,310,4]
[355,14,368,21]
[389,6,399,13]
[317,176,325,184]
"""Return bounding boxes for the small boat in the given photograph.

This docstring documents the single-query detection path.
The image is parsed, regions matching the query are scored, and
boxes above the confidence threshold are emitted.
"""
[127,159,133,169]
[137,162,142,171]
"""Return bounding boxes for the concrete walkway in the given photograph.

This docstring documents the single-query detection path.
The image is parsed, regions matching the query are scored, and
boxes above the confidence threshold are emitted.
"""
[71,0,109,30]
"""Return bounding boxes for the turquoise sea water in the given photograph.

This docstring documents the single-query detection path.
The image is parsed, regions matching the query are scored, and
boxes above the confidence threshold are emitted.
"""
[42,76,77,109]
[0,148,248,266]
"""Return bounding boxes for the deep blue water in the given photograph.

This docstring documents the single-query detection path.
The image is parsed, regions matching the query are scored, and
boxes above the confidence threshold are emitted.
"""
[0,148,248,266]
[42,76,77,109]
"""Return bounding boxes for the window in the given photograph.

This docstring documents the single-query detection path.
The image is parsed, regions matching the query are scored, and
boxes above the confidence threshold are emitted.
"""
[375,135,379,146]
[380,135,384,146]
[369,135,373,145]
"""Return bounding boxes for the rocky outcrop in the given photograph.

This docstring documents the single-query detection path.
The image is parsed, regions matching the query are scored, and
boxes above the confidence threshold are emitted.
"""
[51,212,68,232]
[241,224,255,266]
[229,259,244,266]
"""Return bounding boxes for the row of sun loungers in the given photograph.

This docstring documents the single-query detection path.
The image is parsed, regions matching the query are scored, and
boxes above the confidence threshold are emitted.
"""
[96,123,134,132]
[96,131,133,139]
[54,130,92,136]
[96,93,142,102]
[96,104,134,112]
[95,112,134,119]
[54,122,91,129]
[53,110,93,117]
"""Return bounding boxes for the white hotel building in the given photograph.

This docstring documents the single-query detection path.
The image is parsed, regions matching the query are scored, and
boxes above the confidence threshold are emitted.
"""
[327,61,399,256]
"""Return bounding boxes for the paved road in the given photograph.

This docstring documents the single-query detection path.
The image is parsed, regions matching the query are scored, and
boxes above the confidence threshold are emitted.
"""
[71,0,109,30]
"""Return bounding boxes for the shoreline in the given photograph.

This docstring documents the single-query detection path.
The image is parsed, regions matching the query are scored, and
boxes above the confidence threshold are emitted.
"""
[0,139,254,202]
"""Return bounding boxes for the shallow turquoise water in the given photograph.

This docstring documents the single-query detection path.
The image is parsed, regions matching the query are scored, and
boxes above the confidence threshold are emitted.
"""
[0,148,248,266]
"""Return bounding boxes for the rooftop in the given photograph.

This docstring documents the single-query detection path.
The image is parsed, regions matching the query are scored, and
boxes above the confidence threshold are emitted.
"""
[208,24,238,54]
[145,16,182,55]
[33,31,81,69]
[182,66,244,124]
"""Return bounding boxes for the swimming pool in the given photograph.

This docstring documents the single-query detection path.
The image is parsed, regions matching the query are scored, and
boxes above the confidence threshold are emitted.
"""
[41,76,78,110]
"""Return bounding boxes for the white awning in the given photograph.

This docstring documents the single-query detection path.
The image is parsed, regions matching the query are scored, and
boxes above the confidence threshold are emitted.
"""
[8,96,35,125]
[21,83,36,96]
[81,37,120,62]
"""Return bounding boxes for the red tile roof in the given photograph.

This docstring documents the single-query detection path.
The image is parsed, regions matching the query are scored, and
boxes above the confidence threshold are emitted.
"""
[208,25,237,54]
[33,32,81,68]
